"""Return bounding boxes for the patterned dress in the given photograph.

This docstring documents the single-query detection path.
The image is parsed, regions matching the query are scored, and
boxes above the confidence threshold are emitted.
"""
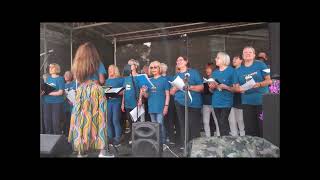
[68,80,108,154]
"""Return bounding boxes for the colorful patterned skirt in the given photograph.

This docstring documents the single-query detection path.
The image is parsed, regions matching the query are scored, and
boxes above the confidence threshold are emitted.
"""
[68,81,108,154]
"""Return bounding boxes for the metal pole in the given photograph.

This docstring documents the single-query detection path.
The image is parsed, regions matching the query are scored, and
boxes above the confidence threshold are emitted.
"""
[114,37,117,66]
[103,22,207,37]
[184,82,189,157]
[116,22,266,42]
[44,23,47,74]
[184,34,189,157]
[224,36,226,52]
[72,22,112,30]
[186,35,188,61]
[70,29,73,67]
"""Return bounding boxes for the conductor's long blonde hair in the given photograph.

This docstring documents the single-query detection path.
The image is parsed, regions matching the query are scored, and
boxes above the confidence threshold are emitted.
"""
[72,42,101,83]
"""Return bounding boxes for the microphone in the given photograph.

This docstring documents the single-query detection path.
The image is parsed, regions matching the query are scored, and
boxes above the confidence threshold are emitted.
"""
[40,49,54,57]
[184,73,190,84]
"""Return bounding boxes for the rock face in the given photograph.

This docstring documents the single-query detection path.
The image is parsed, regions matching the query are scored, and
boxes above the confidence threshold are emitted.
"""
[189,136,280,158]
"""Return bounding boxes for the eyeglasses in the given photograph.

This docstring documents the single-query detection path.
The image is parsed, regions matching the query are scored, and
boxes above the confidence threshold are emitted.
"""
[150,66,159,69]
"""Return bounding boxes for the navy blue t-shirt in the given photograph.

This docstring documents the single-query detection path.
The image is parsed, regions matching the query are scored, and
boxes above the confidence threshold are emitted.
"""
[173,68,203,108]
[123,76,141,109]
[234,60,270,105]
[211,66,235,108]
[106,77,124,103]
[148,76,170,114]
[43,76,65,104]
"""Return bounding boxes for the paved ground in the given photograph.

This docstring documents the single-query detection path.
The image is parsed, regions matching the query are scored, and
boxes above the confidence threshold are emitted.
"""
[42,126,208,158]
[66,130,187,158]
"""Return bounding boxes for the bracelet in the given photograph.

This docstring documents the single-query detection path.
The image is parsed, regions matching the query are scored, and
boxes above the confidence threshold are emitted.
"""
[165,105,169,106]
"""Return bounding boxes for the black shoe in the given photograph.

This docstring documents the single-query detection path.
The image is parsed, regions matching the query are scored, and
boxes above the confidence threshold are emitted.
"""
[113,141,121,148]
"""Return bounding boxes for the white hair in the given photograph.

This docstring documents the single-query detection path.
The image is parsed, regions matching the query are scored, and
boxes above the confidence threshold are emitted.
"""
[243,46,256,54]
[217,52,230,66]
[160,63,168,73]
[128,59,140,67]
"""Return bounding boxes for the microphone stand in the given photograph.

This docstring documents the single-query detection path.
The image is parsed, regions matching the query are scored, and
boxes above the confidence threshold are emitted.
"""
[184,75,189,157]
[130,70,139,124]
[40,51,51,134]
[40,52,52,72]
[183,33,189,157]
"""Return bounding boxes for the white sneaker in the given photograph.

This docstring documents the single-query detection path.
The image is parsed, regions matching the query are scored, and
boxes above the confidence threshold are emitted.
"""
[77,153,88,158]
[129,140,132,144]
[98,153,114,158]
[98,150,114,158]
[239,131,245,136]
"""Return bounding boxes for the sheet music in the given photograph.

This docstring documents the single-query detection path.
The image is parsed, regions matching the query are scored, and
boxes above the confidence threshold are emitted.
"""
[66,89,76,105]
[169,76,192,103]
[130,105,145,122]
[105,87,124,94]
[263,68,270,73]
[168,76,185,90]
[203,77,216,83]
[240,78,256,91]
[137,74,155,88]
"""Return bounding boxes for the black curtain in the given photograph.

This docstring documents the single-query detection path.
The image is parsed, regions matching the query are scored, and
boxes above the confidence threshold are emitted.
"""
[268,23,280,78]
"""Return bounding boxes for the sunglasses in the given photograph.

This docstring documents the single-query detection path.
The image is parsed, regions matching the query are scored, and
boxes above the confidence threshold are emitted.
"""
[150,66,159,69]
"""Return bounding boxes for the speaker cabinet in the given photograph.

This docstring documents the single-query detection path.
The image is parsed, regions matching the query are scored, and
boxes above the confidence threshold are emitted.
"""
[132,122,161,157]
[262,94,280,147]
[40,134,72,157]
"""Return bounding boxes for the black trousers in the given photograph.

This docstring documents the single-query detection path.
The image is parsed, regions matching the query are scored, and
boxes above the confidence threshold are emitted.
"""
[64,111,71,137]
[125,108,134,132]
[120,111,127,134]
[143,99,151,122]
[209,112,216,135]
[164,95,180,143]
[43,102,64,134]
[242,104,263,137]
[214,108,231,136]
[175,102,201,146]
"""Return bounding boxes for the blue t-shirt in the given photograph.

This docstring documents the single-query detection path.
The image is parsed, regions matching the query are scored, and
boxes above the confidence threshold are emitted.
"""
[234,60,270,105]
[163,75,174,89]
[211,66,235,108]
[173,68,203,108]
[43,76,65,104]
[65,81,76,91]
[106,77,124,103]
[64,81,77,112]
[148,76,170,113]
[123,76,141,109]
[89,62,107,81]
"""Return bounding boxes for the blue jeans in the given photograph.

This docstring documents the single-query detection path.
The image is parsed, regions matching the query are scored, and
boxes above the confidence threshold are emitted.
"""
[107,100,122,143]
[150,113,166,144]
